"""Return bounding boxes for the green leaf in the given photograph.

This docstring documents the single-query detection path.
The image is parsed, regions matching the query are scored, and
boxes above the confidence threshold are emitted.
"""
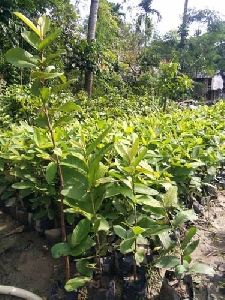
[134,183,159,196]
[61,167,89,200]
[39,29,61,50]
[128,137,139,162]
[14,12,41,37]
[132,147,148,167]
[51,242,71,258]
[88,144,113,186]
[46,162,57,184]
[93,216,109,233]
[114,225,127,239]
[137,196,162,207]
[115,143,129,162]
[55,115,74,127]
[105,185,133,199]
[175,264,188,277]
[155,256,180,269]
[135,248,146,265]
[120,237,135,254]
[5,48,38,68]
[86,126,111,155]
[163,186,178,207]
[70,236,95,257]
[33,127,51,148]
[137,217,158,228]
[40,87,51,101]
[183,240,199,256]
[32,71,64,80]
[159,231,173,249]
[76,259,93,276]
[65,276,91,292]
[31,79,41,96]
[45,49,66,63]
[58,102,81,113]
[37,15,51,37]
[61,155,88,174]
[71,219,91,247]
[184,255,192,264]
[21,30,40,49]
[62,186,88,203]
[12,182,34,190]
[181,227,197,249]
[173,209,197,227]
[144,225,170,236]
[132,226,145,235]
[189,263,214,276]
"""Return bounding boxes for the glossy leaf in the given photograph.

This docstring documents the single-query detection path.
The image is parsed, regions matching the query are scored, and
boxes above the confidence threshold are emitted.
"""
[181,227,197,249]
[189,263,214,276]
[76,259,93,276]
[71,219,91,247]
[65,276,91,292]
[32,71,64,80]
[51,242,71,258]
[46,162,57,184]
[135,248,146,265]
[12,182,34,190]
[105,185,133,199]
[183,240,199,256]
[132,226,145,235]
[86,126,111,155]
[5,48,38,68]
[120,237,135,254]
[93,216,109,233]
[134,183,159,196]
[173,209,197,227]
[38,15,51,37]
[114,225,127,239]
[58,102,81,113]
[21,30,40,49]
[155,256,180,269]
[14,12,41,37]
[39,29,61,50]
[70,236,95,257]
[163,185,178,207]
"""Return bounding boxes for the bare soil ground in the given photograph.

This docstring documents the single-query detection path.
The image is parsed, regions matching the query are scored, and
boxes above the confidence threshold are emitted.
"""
[193,193,225,299]
[0,211,64,299]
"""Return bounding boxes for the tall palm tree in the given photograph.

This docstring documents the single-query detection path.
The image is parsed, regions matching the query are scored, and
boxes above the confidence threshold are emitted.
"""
[137,0,162,47]
[85,0,99,97]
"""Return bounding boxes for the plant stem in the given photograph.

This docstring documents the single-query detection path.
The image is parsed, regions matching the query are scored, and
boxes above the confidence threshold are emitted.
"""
[132,175,137,281]
[90,192,101,274]
[43,104,70,280]
[39,44,70,280]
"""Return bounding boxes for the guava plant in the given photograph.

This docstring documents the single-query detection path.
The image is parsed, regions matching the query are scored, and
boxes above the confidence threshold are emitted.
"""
[5,12,80,280]
[4,12,216,296]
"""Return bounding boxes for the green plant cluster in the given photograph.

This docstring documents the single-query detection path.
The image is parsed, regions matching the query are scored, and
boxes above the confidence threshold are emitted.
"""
[1,100,223,289]
[1,12,219,293]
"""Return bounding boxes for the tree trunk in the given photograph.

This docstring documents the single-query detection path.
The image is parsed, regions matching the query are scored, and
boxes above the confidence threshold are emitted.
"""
[180,0,189,49]
[85,0,99,98]
[180,0,189,71]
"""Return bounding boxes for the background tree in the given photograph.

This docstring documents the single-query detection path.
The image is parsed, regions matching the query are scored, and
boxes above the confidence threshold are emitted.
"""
[85,0,100,97]
[137,0,162,47]
[0,0,78,84]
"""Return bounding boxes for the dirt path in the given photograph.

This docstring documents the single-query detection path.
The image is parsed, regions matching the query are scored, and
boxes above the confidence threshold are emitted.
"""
[0,210,64,299]
[193,193,225,299]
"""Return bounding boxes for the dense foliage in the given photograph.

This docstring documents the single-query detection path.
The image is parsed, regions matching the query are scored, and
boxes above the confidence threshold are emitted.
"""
[1,0,224,296]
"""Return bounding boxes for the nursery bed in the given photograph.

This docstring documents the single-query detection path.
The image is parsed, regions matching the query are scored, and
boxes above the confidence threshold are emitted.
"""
[1,194,225,299]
